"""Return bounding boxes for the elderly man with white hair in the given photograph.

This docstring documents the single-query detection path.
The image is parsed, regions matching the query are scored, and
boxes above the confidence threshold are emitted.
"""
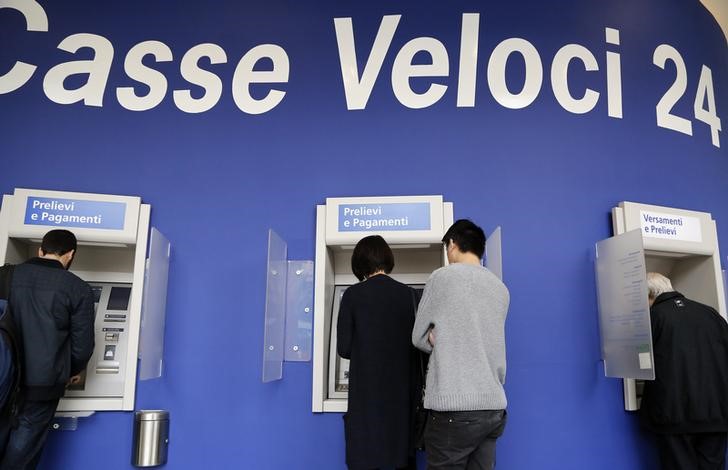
[641,272,728,470]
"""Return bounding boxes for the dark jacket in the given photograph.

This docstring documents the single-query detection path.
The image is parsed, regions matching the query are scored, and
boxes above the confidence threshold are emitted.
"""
[337,275,420,469]
[10,258,95,401]
[640,291,728,433]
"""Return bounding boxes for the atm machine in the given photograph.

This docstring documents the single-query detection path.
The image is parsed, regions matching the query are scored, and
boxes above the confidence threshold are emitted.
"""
[0,188,169,417]
[311,196,454,413]
[595,201,727,411]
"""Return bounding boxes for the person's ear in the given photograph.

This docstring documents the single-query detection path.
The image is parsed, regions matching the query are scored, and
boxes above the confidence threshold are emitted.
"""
[61,249,75,267]
[37,247,44,257]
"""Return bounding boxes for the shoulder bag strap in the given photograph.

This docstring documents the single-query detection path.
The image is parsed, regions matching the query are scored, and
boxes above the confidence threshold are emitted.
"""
[410,288,427,394]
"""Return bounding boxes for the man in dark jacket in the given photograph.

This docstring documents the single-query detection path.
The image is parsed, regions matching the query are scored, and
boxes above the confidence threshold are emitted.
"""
[0,229,95,469]
[640,272,728,470]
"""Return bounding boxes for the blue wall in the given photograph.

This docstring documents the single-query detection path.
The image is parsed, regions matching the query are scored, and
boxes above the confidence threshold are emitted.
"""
[1,1,727,468]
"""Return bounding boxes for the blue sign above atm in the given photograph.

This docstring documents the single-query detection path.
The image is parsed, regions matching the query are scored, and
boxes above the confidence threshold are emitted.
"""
[24,197,126,230]
[338,202,431,232]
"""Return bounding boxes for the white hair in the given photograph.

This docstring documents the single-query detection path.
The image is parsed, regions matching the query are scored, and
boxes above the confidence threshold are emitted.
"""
[646,272,674,300]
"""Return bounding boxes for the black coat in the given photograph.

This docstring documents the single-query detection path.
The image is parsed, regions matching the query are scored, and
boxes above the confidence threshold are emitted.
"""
[640,291,728,433]
[337,275,420,469]
[10,258,95,401]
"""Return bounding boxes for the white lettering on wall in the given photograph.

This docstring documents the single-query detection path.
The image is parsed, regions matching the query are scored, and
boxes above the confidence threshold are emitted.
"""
[173,43,227,114]
[0,1,722,148]
[654,44,694,137]
[232,44,289,115]
[605,27,623,119]
[551,44,599,115]
[487,38,543,109]
[653,45,722,147]
[0,0,48,94]
[456,13,480,108]
[334,15,401,111]
[43,34,114,107]
[391,37,449,109]
[117,41,173,111]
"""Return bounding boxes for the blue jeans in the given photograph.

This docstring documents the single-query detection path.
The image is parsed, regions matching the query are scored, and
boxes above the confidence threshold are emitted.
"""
[424,410,507,470]
[0,399,59,470]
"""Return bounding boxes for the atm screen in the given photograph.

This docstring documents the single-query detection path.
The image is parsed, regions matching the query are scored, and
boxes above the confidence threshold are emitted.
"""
[107,287,131,311]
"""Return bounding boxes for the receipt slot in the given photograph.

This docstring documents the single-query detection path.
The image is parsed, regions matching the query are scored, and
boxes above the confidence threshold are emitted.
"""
[595,201,726,411]
[311,196,454,413]
[0,188,170,414]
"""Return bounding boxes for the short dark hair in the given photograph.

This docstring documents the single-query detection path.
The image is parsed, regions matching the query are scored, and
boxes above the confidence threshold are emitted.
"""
[41,229,77,256]
[442,219,486,258]
[351,235,395,281]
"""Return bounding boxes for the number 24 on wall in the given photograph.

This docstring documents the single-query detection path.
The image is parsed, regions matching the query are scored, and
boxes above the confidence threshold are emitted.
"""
[654,44,721,148]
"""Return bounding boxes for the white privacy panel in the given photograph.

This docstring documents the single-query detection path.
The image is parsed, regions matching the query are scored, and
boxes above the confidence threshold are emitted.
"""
[139,228,171,381]
[595,230,655,380]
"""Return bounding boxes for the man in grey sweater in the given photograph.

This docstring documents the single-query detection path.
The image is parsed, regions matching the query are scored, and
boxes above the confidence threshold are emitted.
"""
[413,219,509,470]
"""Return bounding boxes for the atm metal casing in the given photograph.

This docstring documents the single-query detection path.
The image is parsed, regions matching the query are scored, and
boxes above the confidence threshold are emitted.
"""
[610,201,726,411]
[0,188,151,412]
[312,196,453,413]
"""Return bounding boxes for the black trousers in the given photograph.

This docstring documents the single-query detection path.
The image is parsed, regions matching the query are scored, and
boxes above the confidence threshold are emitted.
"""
[424,410,507,470]
[0,399,60,470]
[348,456,417,470]
[655,432,728,470]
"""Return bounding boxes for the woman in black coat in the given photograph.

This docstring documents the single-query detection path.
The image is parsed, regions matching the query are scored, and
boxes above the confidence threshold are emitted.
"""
[337,235,419,470]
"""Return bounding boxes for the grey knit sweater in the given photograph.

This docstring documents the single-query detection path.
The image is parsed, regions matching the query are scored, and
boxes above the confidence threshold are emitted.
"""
[412,263,509,411]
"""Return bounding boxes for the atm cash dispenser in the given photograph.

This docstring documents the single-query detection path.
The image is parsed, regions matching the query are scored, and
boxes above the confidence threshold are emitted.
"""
[595,201,727,411]
[0,188,169,414]
[311,196,453,412]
